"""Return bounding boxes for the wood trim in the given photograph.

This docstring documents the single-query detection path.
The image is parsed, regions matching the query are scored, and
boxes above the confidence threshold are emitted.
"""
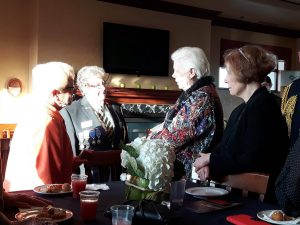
[213,17,300,38]
[0,124,16,131]
[217,172,270,201]
[0,138,11,177]
[97,0,221,20]
[220,39,292,69]
[106,87,181,104]
[98,0,300,38]
[220,173,269,195]
[0,124,16,138]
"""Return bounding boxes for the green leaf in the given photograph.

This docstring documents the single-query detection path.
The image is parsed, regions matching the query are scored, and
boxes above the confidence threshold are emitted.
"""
[136,161,145,174]
[126,164,139,177]
[122,144,139,158]
[125,184,169,203]
[127,161,145,178]
[136,177,149,188]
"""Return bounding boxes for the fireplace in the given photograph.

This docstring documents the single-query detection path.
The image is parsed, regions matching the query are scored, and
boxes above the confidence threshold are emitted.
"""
[106,87,181,141]
[121,104,168,141]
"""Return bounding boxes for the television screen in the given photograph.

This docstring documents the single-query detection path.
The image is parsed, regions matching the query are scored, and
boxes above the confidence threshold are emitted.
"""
[103,22,170,76]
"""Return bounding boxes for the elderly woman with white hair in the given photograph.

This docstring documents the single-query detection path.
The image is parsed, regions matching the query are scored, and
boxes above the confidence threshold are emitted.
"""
[4,62,87,192]
[60,66,128,182]
[147,46,224,178]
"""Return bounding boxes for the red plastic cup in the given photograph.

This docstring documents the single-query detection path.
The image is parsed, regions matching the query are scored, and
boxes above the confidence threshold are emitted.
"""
[71,174,88,198]
[79,190,100,221]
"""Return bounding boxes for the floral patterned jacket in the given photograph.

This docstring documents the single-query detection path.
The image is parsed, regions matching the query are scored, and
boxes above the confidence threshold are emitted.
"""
[148,76,224,178]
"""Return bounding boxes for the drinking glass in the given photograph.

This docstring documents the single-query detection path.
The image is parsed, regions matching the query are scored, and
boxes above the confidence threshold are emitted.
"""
[170,179,186,210]
[71,174,88,198]
[79,190,100,221]
[110,205,135,225]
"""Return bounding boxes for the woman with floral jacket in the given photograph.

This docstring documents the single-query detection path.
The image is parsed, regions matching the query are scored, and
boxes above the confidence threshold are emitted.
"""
[147,47,224,178]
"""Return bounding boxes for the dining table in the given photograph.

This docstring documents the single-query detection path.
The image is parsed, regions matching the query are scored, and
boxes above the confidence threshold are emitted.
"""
[5,181,278,225]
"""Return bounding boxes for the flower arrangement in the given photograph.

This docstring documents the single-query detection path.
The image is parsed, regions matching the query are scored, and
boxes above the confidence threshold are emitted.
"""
[121,137,179,201]
[121,137,175,190]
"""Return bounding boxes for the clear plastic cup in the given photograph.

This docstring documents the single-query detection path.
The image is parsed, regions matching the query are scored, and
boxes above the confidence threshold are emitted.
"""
[71,174,88,198]
[170,179,186,210]
[79,190,100,221]
[110,205,135,225]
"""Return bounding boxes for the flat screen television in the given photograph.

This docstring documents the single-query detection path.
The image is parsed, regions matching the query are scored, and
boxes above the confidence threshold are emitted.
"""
[103,22,170,76]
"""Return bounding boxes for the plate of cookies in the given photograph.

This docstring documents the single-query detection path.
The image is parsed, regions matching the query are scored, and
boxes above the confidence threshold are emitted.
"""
[33,183,72,195]
[15,206,73,223]
[257,210,300,224]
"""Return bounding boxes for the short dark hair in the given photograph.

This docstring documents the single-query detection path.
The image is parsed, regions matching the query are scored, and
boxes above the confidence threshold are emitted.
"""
[223,45,276,84]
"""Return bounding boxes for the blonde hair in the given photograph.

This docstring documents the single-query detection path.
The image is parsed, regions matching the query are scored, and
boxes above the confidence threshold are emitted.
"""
[32,62,75,100]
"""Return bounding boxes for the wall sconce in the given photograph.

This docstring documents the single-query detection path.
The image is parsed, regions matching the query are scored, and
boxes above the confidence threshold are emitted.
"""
[119,83,126,88]
[7,78,22,97]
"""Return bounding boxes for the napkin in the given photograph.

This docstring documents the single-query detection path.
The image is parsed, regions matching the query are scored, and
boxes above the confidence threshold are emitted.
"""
[227,214,271,225]
[86,183,110,191]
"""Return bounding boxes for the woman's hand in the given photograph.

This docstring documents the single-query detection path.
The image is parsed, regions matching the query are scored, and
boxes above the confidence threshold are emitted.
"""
[72,149,94,171]
[193,153,211,181]
[196,166,210,181]
[194,153,211,169]
[3,193,52,209]
[78,149,94,159]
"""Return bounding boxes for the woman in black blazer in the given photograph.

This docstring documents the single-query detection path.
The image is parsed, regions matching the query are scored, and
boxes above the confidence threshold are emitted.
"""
[60,66,128,182]
[194,45,289,202]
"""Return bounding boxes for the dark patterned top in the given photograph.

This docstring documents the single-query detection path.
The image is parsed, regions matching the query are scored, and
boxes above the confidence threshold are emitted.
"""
[276,78,300,216]
[276,132,300,217]
[281,78,300,148]
[148,77,224,178]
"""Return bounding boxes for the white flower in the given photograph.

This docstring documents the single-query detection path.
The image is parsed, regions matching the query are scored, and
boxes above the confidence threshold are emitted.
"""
[120,173,127,181]
[121,137,175,191]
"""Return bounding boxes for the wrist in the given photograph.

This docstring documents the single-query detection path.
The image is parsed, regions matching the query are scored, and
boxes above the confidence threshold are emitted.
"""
[207,153,211,164]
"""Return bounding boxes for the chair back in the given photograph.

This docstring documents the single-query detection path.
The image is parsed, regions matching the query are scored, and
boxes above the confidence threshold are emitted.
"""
[212,172,269,201]
[0,138,11,180]
[85,150,122,182]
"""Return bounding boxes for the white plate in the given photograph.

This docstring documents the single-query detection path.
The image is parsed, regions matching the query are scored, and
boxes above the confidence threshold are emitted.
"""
[15,208,73,223]
[185,187,229,197]
[33,184,72,195]
[257,210,300,224]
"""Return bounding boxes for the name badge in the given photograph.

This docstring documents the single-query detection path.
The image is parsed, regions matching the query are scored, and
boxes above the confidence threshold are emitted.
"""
[81,120,93,129]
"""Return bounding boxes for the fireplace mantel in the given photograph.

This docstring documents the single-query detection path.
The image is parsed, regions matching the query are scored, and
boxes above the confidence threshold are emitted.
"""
[106,87,181,105]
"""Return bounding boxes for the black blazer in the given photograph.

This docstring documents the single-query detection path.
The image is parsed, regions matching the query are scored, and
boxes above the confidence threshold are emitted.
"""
[60,97,128,156]
[210,88,289,201]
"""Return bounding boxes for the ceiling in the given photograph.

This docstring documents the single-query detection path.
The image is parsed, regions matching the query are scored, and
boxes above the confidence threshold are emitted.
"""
[98,0,300,37]
[164,0,300,31]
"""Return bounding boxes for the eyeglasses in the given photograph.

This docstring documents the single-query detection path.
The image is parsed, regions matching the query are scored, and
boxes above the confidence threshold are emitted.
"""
[85,80,106,89]
[63,86,75,93]
[238,48,250,62]
[85,83,104,89]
